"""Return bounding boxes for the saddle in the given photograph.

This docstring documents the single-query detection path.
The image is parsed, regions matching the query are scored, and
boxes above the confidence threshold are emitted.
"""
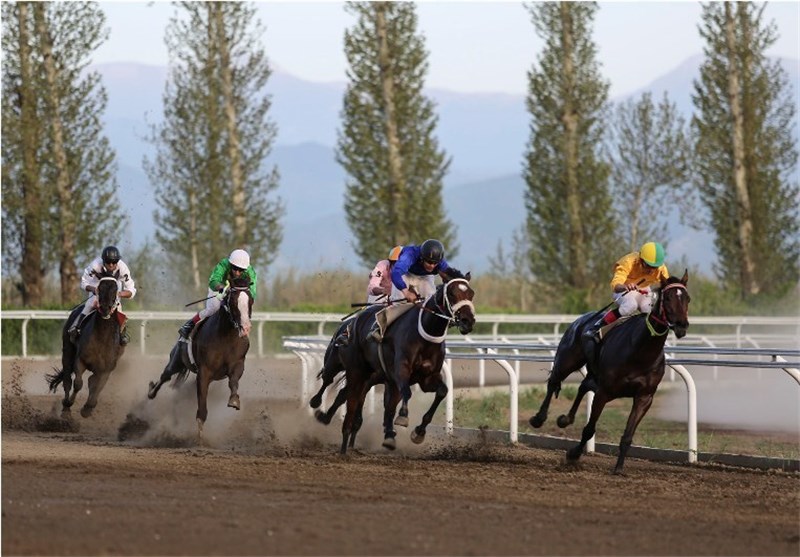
[373,302,417,340]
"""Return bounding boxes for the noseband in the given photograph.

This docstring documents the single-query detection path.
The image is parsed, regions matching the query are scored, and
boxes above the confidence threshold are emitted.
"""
[646,282,687,336]
[223,286,251,332]
[418,278,475,343]
[96,276,119,320]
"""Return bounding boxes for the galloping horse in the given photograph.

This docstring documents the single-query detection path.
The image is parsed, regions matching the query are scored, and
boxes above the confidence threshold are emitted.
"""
[316,276,476,454]
[147,277,253,438]
[47,275,124,418]
[528,272,690,474]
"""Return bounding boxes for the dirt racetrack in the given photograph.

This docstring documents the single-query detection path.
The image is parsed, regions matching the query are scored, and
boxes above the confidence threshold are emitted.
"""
[3,355,800,556]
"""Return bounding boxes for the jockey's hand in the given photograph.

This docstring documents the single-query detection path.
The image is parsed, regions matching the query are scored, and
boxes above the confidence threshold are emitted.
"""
[403,289,419,304]
[624,282,638,292]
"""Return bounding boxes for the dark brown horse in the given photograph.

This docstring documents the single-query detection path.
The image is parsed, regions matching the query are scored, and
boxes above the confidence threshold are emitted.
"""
[315,276,476,454]
[528,271,690,474]
[47,276,124,418]
[147,277,253,438]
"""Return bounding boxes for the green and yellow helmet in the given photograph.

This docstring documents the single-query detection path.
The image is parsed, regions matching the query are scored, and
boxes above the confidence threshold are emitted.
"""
[639,242,665,267]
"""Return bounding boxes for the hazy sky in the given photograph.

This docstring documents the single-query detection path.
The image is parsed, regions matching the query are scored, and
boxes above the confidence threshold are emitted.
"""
[96,1,799,98]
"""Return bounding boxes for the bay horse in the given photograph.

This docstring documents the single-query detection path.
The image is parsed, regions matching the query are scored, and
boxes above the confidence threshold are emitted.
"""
[47,275,124,418]
[147,277,253,438]
[316,276,475,454]
[528,271,690,474]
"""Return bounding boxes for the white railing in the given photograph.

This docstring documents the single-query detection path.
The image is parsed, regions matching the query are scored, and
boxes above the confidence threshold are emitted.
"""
[2,310,798,357]
[282,336,800,465]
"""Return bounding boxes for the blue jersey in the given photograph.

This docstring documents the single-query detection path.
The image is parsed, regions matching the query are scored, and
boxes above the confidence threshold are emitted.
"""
[391,245,450,291]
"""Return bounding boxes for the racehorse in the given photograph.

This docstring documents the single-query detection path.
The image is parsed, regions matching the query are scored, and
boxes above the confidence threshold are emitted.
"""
[315,276,475,454]
[47,275,124,418]
[147,277,253,438]
[528,271,690,474]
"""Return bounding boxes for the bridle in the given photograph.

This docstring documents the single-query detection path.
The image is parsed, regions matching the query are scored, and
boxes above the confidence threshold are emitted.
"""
[96,276,119,320]
[646,282,688,336]
[222,285,251,333]
[417,278,475,343]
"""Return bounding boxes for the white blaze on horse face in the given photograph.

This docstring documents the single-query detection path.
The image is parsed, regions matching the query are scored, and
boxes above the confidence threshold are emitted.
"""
[237,292,251,337]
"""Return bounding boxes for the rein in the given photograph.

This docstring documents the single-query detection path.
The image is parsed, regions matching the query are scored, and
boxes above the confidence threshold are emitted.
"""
[97,276,119,320]
[223,286,251,331]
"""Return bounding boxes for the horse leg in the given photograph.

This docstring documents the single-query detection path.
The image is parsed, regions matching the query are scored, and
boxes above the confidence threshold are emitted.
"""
[348,373,382,449]
[556,374,597,428]
[195,369,211,441]
[531,332,587,428]
[148,343,183,399]
[382,383,402,450]
[309,347,342,409]
[340,376,366,455]
[613,393,654,475]
[410,377,447,445]
[64,364,86,415]
[394,382,412,427]
[227,361,244,410]
[566,390,610,463]
[316,385,347,425]
[80,371,111,418]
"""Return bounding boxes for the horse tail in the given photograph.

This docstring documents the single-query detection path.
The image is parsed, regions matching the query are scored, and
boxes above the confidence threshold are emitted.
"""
[46,367,69,392]
[173,368,190,387]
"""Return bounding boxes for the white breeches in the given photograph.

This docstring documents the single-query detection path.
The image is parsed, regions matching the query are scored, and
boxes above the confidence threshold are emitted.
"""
[613,288,655,317]
[199,289,222,320]
[390,273,436,301]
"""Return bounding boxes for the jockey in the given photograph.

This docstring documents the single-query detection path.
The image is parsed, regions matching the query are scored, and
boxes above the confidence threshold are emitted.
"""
[584,241,670,343]
[178,249,257,339]
[369,239,465,342]
[68,245,137,345]
[333,245,402,348]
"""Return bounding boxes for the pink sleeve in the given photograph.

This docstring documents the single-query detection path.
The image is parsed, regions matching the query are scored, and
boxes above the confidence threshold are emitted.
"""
[367,260,391,296]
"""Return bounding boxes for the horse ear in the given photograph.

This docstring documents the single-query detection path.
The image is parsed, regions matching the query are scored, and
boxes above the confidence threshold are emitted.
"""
[465,271,471,281]
[681,269,689,285]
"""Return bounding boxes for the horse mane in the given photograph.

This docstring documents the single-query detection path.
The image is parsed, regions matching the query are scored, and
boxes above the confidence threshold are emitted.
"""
[230,276,251,289]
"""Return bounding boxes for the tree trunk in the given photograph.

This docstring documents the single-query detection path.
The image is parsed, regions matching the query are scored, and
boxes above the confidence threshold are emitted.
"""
[34,3,77,304]
[724,3,759,297]
[213,5,246,245]
[375,4,405,245]
[560,3,586,288]
[15,3,44,307]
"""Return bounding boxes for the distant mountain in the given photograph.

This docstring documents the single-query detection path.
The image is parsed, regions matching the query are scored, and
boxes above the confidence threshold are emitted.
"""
[95,57,798,275]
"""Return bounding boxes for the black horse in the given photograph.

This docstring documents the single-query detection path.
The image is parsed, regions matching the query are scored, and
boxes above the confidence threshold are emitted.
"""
[529,271,690,474]
[47,276,124,418]
[315,276,476,454]
[147,277,254,438]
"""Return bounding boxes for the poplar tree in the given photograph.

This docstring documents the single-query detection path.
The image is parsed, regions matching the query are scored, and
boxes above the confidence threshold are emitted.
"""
[145,1,283,290]
[337,1,455,265]
[693,2,799,299]
[522,2,614,296]
[608,92,693,251]
[2,1,122,306]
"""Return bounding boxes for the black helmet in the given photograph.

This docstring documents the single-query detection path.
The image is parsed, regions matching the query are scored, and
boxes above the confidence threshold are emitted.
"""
[101,245,121,265]
[420,239,444,264]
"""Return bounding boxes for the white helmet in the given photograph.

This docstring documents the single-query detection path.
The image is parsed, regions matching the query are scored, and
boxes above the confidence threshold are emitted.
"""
[229,249,250,269]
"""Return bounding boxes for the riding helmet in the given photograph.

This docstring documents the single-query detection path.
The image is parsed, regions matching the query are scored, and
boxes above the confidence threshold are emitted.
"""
[639,242,665,267]
[388,245,403,262]
[420,239,444,264]
[101,245,121,264]
[229,249,250,269]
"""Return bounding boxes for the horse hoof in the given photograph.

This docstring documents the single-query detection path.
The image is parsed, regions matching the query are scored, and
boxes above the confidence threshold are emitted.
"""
[309,394,322,409]
[394,415,409,428]
[529,414,545,428]
[147,382,158,399]
[314,409,331,425]
[382,437,397,450]
[80,406,94,418]
[556,414,572,428]
[410,429,425,444]
[227,395,240,410]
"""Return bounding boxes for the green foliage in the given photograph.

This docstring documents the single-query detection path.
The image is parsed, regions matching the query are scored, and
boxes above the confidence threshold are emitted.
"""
[337,2,456,265]
[2,1,123,306]
[145,2,284,284]
[522,2,615,290]
[692,3,799,300]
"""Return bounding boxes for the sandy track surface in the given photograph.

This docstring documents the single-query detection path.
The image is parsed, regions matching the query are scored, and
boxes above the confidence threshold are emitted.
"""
[2,355,799,556]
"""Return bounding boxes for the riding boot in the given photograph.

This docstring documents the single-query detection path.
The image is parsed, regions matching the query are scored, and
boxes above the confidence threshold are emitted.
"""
[583,309,620,343]
[119,324,130,346]
[68,313,87,343]
[334,322,351,347]
[178,315,199,339]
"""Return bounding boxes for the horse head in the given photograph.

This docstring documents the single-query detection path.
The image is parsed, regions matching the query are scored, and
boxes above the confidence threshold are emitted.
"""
[443,273,475,335]
[224,276,253,338]
[658,270,690,339]
[95,276,119,319]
